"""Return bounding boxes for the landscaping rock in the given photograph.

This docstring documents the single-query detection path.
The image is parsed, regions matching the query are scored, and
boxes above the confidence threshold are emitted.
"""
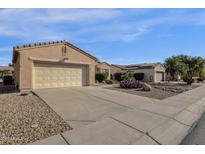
[152,83,199,93]
[0,93,71,145]
[31,123,39,128]
[141,82,152,91]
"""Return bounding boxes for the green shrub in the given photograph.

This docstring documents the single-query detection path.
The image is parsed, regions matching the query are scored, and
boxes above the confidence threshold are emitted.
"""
[2,70,12,75]
[123,71,134,80]
[114,71,134,81]
[3,75,13,85]
[95,73,107,83]
[105,80,113,84]
[183,74,194,85]
[114,72,124,81]
[133,73,144,80]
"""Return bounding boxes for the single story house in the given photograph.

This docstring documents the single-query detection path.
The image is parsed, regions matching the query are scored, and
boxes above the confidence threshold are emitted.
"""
[96,62,111,80]
[12,40,104,90]
[112,63,166,82]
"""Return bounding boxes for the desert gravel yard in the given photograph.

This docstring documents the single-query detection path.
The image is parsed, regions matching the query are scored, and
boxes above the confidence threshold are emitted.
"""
[106,82,200,100]
[0,92,71,145]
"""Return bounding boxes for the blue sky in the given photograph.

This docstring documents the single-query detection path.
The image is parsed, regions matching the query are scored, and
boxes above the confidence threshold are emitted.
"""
[0,8,205,66]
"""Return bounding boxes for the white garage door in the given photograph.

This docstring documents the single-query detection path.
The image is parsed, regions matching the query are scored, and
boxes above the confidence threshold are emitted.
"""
[156,72,164,82]
[33,63,87,89]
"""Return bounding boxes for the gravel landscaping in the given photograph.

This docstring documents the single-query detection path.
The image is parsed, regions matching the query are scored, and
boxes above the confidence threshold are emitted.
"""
[0,92,71,145]
[106,82,200,100]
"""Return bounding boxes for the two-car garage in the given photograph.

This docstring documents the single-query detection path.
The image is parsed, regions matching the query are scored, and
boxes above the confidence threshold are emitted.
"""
[33,62,88,89]
[12,40,97,90]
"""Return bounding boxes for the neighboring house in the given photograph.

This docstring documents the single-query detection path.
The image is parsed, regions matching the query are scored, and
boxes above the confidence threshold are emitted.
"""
[110,64,124,80]
[112,63,166,82]
[12,40,99,90]
[0,66,14,78]
[96,62,111,80]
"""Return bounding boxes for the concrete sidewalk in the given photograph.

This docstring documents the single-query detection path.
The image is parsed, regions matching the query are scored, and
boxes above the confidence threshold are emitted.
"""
[32,85,205,145]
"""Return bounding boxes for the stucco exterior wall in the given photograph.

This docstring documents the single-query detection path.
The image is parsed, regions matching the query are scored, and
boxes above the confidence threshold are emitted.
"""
[14,43,97,90]
[128,64,165,82]
[96,63,110,70]
[132,69,155,82]
[154,64,165,72]
[110,65,122,75]
[110,65,122,80]
[96,62,111,79]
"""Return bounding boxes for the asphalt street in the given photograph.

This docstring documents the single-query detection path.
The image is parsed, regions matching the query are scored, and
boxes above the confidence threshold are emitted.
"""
[181,113,205,145]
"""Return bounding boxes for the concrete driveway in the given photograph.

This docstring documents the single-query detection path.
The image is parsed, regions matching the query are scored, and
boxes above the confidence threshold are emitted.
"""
[34,86,153,128]
[33,85,205,144]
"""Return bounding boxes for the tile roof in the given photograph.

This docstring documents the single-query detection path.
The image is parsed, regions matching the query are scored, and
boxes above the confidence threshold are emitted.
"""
[112,62,164,69]
[0,66,14,71]
[13,40,66,50]
[125,62,162,68]
[13,40,98,61]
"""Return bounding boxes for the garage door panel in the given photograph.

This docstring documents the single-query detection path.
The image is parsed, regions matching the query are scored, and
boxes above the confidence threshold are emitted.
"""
[156,72,164,82]
[33,63,87,89]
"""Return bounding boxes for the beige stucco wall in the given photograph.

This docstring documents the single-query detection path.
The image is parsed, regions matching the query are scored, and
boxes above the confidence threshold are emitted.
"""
[96,62,110,70]
[110,65,122,75]
[132,69,155,82]
[14,43,97,90]
[96,62,111,79]
[110,65,122,80]
[129,64,165,82]
[154,64,165,72]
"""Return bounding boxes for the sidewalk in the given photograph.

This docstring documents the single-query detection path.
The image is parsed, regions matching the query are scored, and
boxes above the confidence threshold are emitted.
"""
[32,85,205,145]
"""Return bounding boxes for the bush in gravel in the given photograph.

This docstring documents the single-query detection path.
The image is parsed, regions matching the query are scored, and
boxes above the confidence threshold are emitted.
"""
[183,74,194,85]
[3,75,13,85]
[120,79,152,91]
[95,73,107,83]
[123,71,134,80]
[114,72,124,81]
[133,73,144,81]
[120,79,141,89]
[114,71,134,81]
[105,80,113,84]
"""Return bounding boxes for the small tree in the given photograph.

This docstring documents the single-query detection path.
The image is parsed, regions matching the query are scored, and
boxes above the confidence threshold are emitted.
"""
[183,73,194,85]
